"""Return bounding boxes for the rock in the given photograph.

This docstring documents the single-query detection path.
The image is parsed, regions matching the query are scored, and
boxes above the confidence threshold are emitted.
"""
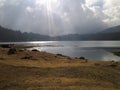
[56,54,63,56]
[79,57,85,60]
[56,54,67,57]
[19,49,25,52]
[21,56,33,59]
[32,49,39,52]
[8,48,17,55]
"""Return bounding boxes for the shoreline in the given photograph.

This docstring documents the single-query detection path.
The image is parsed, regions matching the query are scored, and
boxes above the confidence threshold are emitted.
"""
[0,45,120,90]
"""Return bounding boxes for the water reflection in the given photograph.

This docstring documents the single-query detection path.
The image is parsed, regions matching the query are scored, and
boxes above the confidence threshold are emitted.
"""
[28,41,120,61]
[0,41,120,61]
[30,47,120,61]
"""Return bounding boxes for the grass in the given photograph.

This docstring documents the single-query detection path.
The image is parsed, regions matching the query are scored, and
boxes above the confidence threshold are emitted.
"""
[0,46,120,90]
[113,51,120,56]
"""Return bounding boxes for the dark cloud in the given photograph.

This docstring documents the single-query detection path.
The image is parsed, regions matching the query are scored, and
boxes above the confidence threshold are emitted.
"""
[0,0,119,36]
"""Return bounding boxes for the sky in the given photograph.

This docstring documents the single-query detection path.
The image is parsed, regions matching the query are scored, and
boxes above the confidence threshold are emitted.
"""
[0,0,120,36]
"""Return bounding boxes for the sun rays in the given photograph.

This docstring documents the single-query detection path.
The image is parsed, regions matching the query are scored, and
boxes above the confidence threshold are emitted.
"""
[35,0,59,35]
[35,0,58,12]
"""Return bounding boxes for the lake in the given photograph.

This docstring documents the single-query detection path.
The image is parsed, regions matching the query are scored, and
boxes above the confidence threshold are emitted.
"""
[0,41,120,61]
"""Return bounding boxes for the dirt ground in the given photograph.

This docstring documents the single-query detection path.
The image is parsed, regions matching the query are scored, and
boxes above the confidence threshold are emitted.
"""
[0,47,120,90]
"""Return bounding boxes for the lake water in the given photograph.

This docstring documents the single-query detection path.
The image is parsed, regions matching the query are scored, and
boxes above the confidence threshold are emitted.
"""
[0,41,120,61]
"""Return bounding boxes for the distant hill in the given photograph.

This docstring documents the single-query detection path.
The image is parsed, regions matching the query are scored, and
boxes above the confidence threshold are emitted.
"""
[92,25,120,40]
[0,25,120,42]
[85,25,120,40]
[0,26,50,42]
[53,25,120,40]
[100,25,120,33]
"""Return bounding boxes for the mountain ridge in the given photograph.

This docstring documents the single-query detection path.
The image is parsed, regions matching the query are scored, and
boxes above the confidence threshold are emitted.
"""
[53,25,120,41]
[0,25,120,42]
[100,25,120,33]
[0,26,50,42]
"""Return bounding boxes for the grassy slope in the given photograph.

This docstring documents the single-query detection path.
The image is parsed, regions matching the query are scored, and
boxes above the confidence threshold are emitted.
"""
[0,47,120,90]
[113,52,120,56]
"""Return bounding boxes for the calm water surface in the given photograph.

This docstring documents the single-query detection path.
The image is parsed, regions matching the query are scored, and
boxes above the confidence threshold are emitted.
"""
[1,41,120,61]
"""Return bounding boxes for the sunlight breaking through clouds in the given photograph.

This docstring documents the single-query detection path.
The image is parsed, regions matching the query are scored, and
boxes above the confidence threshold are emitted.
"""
[35,0,58,12]
[0,0,120,36]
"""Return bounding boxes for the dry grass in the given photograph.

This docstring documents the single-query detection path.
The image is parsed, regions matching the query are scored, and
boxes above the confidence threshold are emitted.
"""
[0,47,120,90]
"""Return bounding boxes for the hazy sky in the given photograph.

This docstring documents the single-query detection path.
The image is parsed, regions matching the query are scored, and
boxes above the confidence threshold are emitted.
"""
[0,0,120,36]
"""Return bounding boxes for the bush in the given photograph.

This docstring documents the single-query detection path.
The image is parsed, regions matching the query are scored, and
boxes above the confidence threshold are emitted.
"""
[79,57,85,60]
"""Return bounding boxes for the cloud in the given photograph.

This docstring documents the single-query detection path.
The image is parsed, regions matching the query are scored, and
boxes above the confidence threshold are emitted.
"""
[85,0,120,26]
[0,0,119,36]
[86,0,103,7]
[103,0,120,26]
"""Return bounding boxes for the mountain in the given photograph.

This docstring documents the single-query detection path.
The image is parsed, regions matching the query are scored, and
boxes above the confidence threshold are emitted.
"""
[0,26,50,42]
[53,25,120,40]
[87,25,120,40]
[0,25,120,42]
[100,25,120,33]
